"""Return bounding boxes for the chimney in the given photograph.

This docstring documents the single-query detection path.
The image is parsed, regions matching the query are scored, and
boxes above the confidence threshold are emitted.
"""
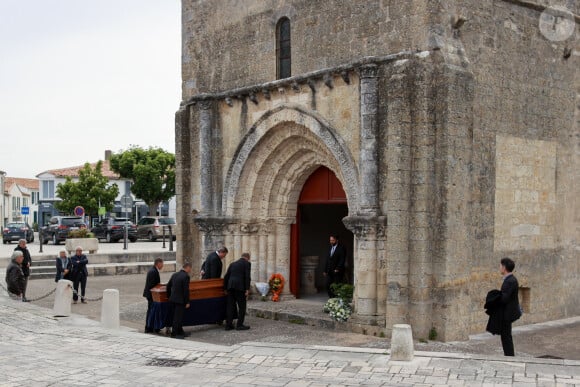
[105,150,112,161]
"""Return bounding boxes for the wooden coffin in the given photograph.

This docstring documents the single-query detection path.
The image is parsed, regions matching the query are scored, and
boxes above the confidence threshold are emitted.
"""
[150,278,225,303]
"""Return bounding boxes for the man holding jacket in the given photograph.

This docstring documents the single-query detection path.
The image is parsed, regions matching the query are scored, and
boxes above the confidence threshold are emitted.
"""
[498,257,521,356]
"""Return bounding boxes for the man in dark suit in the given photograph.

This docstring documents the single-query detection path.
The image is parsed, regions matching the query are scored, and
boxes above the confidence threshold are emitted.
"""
[143,258,164,333]
[14,239,32,302]
[499,257,521,356]
[223,252,251,331]
[166,262,192,339]
[323,234,347,298]
[201,247,228,279]
[70,247,89,304]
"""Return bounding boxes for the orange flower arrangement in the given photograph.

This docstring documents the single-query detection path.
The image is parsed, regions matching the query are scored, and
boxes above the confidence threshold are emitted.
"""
[268,273,285,302]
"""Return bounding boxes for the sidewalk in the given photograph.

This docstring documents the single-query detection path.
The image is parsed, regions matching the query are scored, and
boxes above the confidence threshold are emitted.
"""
[1,294,579,386]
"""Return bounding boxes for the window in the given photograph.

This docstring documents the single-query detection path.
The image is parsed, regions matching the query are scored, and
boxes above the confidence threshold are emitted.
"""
[31,192,39,204]
[42,180,55,199]
[276,17,291,79]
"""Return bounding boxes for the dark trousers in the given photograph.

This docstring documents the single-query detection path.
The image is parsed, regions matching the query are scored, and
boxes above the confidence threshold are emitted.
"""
[171,302,186,335]
[23,276,29,298]
[73,275,87,301]
[326,270,343,298]
[500,320,514,356]
[145,298,153,331]
[226,290,246,327]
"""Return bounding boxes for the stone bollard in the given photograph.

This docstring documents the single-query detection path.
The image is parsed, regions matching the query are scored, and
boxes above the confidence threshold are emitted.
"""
[390,324,414,361]
[101,289,120,329]
[53,279,73,317]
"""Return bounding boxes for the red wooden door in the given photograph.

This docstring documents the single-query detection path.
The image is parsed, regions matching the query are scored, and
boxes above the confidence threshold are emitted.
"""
[290,167,346,295]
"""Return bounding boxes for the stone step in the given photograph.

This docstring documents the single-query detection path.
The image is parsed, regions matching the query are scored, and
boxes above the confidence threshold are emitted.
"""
[2,251,176,267]
[29,261,177,280]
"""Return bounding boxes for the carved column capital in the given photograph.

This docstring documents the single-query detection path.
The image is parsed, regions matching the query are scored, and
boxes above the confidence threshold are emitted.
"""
[358,64,379,79]
[343,216,386,239]
[194,217,228,234]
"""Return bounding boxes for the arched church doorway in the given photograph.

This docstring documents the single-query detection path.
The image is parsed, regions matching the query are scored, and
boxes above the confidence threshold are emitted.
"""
[290,166,353,298]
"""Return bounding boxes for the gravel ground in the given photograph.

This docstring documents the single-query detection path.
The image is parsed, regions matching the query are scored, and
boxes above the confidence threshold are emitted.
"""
[22,274,580,360]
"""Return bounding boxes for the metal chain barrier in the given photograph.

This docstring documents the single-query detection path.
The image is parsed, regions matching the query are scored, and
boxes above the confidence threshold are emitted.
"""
[1,280,102,302]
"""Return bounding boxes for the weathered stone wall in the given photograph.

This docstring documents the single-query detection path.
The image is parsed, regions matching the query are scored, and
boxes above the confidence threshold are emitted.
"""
[182,0,433,98]
[450,0,580,332]
[177,0,579,340]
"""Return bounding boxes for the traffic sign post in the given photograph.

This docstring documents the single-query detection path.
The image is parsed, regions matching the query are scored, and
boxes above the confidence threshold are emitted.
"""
[21,206,29,215]
[120,195,132,250]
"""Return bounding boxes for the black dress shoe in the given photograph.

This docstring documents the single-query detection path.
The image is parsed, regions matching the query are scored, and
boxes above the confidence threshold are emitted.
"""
[154,329,161,333]
[236,325,250,330]
[225,325,235,331]
[144,329,154,334]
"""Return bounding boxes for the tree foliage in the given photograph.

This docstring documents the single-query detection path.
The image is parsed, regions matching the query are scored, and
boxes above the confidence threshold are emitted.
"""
[55,161,119,216]
[109,146,175,215]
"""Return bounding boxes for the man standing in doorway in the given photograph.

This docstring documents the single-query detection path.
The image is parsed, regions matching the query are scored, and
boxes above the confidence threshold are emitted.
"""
[323,234,346,298]
[499,257,521,356]
[14,239,32,302]
[201,247,228,279]
[143,258,164,333]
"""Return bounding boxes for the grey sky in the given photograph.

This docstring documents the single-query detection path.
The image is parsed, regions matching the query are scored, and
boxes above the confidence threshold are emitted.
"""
[0,0,181,179]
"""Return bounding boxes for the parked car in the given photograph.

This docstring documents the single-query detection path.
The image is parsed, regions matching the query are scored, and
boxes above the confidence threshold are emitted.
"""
[2,222,34,244]
[91,217,137,243]
[136,216,176,241]
[41,216,86,245]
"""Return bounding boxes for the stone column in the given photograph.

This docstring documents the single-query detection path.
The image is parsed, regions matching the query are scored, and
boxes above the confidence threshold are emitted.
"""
[358,64,380,214]
[275,218,293,295]
[198,100,214,216]
[344,216,382,320]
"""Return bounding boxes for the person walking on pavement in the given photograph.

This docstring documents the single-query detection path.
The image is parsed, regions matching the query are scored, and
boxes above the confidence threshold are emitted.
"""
[70,247,89,304]
[498,257,521,356]
[14,239,31,302]
[223,252,251,331]
[166,262,191,339]
[143,258,164,333]
[55,250,72,282]
[5,250,26,301]
[201,247,228,279]
[322,234,346,298]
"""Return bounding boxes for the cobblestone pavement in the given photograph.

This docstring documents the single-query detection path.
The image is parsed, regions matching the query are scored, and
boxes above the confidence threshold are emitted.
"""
[1,293,580,386]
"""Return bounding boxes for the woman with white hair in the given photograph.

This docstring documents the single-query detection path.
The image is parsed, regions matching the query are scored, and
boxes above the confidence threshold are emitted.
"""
[5,250,26,300]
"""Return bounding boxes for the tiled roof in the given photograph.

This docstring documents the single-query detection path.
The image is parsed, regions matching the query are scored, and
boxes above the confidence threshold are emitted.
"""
[37,160,120,179]
[4,177,39,192]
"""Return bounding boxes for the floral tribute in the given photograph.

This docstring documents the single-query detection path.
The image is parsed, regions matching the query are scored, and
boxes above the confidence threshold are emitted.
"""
[268,273,285,302]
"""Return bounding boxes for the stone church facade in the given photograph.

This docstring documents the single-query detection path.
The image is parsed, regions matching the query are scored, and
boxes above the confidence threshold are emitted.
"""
[175,0,579,341]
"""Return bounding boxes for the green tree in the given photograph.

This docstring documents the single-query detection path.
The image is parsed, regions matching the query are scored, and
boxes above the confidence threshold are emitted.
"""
[109,146,175,216]
[55,161,120,216]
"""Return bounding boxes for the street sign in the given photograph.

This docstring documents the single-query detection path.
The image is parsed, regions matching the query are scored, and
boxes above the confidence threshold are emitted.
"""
[21,206,29,215]
[98,207,106,216]
[74,206,85,217]
[120,195,133,207]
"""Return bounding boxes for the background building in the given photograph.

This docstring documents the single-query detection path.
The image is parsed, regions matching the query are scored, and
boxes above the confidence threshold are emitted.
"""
[176,1,579,340]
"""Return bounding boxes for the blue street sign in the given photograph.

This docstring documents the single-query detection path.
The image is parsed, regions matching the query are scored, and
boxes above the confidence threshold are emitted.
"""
[21,206,29,215]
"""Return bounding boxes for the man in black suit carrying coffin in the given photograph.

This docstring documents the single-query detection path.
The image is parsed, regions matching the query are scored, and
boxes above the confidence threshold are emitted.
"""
[166,262,192,339]
[224,252,251,331]
[143,258,164,333]
[201,247,228,279]
[323,234,347,298]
